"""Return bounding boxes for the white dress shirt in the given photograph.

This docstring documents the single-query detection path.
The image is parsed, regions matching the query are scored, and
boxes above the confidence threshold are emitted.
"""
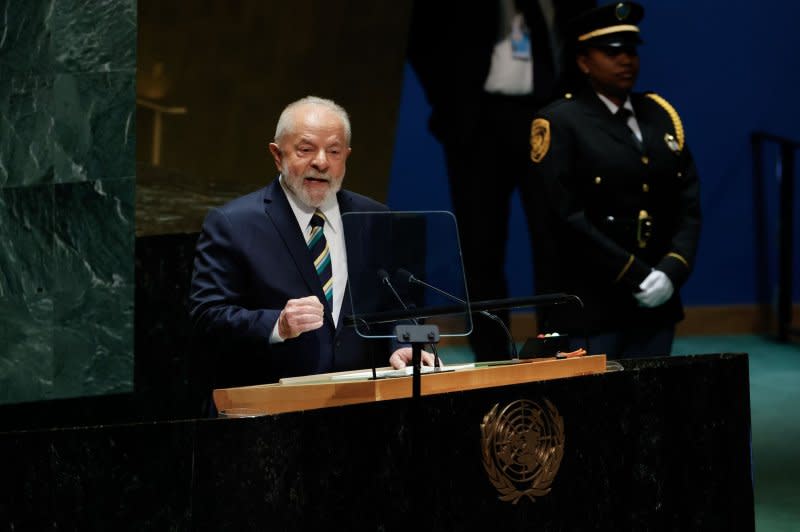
[270,176,349,343]
[596,92,643,142]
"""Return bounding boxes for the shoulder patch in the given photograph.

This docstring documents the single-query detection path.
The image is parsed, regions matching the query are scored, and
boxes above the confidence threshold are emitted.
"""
[530,118,551,163]
[645,93,685,151]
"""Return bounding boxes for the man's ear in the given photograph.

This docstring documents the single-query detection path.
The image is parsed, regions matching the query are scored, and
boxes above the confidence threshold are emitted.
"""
[268,142,282,170]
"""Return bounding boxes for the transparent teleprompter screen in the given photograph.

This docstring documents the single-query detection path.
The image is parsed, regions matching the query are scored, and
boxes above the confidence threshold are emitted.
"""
[342,211,472,339]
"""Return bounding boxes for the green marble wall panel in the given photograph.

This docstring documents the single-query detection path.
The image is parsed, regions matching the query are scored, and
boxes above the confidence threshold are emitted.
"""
[0,0,137,406]
[0,0,136,75]
[51,0,137,73]
[0,72,135,187]
[53,73,136,183]
[0,76,56,187]
[52,178,134,397]
[0,295,54,403]
[0,184,55,297]
[0,185,55,403]
[0,1,55,75]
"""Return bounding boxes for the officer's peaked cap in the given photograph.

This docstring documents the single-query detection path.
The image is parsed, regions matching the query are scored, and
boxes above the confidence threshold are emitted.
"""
[569,2,644,48]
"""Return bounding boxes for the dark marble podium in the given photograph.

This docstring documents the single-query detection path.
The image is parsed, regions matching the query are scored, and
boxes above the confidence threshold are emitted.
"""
[0,353,754,531]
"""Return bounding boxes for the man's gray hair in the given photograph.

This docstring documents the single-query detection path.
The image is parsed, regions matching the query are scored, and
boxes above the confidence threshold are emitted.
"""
[274,96,352,145]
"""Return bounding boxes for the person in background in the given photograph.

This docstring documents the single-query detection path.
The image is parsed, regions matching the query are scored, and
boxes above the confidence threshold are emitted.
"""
[190,96,435,391]
[407,0,596,362]
[524,2,702,358]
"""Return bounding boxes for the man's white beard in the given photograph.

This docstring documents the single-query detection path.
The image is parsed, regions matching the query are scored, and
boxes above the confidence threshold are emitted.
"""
[281,163,342,208]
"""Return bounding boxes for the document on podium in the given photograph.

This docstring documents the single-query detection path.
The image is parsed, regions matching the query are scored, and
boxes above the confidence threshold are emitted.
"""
[278,359,533,385]
[328,363,476,381]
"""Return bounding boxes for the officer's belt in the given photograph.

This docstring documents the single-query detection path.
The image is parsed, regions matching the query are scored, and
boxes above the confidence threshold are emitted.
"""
[598,210,653,248]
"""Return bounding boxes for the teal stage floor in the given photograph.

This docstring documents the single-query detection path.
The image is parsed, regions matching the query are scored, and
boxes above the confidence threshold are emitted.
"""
[673,335,800,532]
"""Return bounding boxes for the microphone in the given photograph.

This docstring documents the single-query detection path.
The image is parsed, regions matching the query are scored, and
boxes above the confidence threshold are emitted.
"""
[378,268,408,311]
[377,268,440,364]
[396,268,519,360]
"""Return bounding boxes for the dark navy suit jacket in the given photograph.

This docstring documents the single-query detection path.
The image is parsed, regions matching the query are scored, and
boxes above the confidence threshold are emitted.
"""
[189,178,389,388]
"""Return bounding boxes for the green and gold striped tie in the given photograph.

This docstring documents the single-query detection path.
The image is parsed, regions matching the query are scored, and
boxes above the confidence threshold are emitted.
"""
[308,209,333,305]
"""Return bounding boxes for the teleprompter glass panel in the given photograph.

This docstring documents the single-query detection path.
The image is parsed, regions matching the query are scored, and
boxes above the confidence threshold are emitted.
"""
[342,211,471,339]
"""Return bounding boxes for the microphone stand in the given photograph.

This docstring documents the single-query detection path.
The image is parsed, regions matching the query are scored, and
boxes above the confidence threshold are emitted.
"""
[353,317,377,381]
[395,324,440,399]
[349,290,589,358]
[404,271,519,360]
[378,269,441,372]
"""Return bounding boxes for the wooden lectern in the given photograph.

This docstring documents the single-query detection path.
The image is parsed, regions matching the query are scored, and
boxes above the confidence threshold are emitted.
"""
[213,355,608,415]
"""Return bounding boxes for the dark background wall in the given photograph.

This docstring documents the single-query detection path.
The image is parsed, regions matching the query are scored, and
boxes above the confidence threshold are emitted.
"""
[389,0,800,307]
[136,0,412,234]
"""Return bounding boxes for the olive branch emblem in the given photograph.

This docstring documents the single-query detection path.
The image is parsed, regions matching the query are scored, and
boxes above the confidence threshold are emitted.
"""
[481,399,565,504]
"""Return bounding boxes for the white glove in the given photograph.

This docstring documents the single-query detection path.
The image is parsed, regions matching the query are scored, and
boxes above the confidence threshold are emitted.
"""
[634,269,674,308]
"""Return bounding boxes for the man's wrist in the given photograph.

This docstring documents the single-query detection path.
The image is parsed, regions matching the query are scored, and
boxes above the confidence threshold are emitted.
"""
[270,314,285,344]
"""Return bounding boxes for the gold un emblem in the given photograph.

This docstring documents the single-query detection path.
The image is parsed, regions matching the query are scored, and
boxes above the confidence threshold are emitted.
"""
[481,399,565,504]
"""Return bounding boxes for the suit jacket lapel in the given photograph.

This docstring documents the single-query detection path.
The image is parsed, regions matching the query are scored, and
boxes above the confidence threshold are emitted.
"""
[263,180,328,308]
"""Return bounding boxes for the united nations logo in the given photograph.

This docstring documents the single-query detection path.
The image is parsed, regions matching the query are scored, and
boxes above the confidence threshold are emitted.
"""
[481,399,565,504]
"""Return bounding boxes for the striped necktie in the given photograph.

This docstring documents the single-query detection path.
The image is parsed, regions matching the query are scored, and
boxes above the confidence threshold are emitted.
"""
[308,209,333,305]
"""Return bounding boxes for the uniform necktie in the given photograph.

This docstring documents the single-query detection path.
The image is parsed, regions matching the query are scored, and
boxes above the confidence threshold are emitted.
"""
[616,107,643,149]
[308,209,333,306]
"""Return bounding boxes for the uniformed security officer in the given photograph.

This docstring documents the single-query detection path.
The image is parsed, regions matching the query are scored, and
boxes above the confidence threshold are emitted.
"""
[523,1,701,358]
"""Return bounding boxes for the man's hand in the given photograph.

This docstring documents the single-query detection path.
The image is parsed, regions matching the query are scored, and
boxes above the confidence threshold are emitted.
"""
[634,269,674,308]
[389,347,442,369]
[277,296,325,339]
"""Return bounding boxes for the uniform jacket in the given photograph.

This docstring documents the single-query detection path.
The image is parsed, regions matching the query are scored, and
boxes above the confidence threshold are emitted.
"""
[525,89,701,334]
[189,179,389,387]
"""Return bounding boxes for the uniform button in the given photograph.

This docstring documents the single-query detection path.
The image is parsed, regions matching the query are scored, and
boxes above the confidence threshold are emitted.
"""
[641,156,649,165]
[642,183,649,192]
[565,92,573,99]
[594,176,602,184]
[677,171,683,177]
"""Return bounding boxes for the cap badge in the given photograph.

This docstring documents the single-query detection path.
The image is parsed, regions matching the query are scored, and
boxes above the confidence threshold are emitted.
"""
[615,3,631,21]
